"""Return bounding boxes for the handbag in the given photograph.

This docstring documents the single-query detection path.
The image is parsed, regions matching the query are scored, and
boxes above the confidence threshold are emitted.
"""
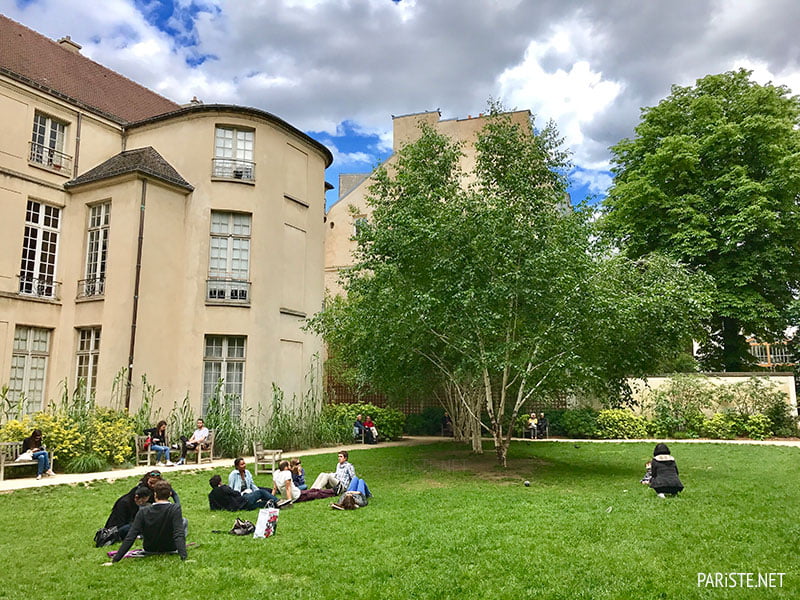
[143,436,151,450]
[15,450,33,462]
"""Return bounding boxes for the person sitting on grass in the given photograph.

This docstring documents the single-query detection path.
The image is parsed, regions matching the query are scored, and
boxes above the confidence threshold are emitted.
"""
[290,458,307,490]
[330,476,372,510]
[649,443,684,498]
[310,450,356,494]
[208,474,276,511]
[272,460,302,505]
[107,480,187,564]
[22,429,54,480]
[228,457,273,496]
[176,418,209,465]
[102,469,180,542]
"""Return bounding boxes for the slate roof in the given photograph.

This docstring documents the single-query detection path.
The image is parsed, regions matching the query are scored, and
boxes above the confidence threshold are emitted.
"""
[64,147,193,191]
[0,14,180,123]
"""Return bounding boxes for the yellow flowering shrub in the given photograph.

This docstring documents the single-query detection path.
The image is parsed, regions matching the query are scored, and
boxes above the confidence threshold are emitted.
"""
[87,412,135,465]
[32,412,85,462]
[0,416,34,442]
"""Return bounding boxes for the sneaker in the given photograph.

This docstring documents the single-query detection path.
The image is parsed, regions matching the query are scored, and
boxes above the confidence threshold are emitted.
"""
[176,458,185,465]
[657,493,666,498]
[36,474,42,480]
[165,460,174,466]
[45,469,55,476]
[277,499,293,509]
[330,503,344,510]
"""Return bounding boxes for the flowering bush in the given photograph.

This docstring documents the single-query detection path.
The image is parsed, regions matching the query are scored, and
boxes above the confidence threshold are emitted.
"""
[32,412,85,463]
[0,416,34,442]
[86,408,136,465]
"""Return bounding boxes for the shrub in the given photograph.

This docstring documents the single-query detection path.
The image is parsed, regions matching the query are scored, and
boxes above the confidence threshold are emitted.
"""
[32,412,85,464]
[85,408,136,465]
[64,453,107,473]
[0,416,34,442]
[560,408,598,439]
[645,374,715,437]
[323,403,405,441]
[404,406,445,435]
[701,413,735,440]
[763,396,799,438]
[595,409,648,439]
[744,413,773,441]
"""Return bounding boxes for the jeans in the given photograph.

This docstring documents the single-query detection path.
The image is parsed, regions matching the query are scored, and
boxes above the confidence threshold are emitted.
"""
[32,450,50,475]
[151,444,170,462]
[347,476,371,497]
[244,488,278,510]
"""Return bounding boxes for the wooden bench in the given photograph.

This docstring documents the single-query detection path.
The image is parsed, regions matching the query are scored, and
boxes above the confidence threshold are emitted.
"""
[134,434,156,466]
[0,441,54,481]
[253,442,282,475]
[184,429,215,464]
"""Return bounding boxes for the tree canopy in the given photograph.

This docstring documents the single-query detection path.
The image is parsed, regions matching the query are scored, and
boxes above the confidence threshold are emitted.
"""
[312,108,712,465]
[603,69,800,370]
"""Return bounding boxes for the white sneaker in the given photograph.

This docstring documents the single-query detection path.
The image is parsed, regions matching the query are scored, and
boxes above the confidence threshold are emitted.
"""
[657,493,666,498]
[165,460,174,466]
[36,474,42,480]
[45,469,55,476]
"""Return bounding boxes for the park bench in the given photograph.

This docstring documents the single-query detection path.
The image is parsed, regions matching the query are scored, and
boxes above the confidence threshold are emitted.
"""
[0,441,53,481]
[253,442,283,475]
[134,434,157,466]
[183,429,216,464]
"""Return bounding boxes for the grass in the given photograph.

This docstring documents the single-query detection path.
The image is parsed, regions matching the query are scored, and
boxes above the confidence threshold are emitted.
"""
[1,440,799,599]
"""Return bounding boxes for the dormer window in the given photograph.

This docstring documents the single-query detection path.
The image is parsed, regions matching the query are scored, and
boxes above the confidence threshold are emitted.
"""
[212,126,255,181]
[29,111,72,173]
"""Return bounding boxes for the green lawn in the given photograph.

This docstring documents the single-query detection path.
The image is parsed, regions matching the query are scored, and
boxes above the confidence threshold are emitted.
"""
[1,441,798,599]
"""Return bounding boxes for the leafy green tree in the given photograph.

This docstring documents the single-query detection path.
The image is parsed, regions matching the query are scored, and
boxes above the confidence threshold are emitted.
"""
[312,109,712,466]
[603,69,800,371]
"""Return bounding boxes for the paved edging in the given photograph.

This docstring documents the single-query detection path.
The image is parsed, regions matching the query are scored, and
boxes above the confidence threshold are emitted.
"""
[0,436,445,493]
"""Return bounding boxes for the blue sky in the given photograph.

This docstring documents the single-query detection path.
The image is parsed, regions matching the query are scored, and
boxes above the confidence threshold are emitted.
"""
[6,0,800,209]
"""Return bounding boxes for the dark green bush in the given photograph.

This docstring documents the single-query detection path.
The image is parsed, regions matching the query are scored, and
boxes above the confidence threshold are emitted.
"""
[560,408,599,439]
[404,406,445,435]
[322,403,405,441]
[764,397,799,438]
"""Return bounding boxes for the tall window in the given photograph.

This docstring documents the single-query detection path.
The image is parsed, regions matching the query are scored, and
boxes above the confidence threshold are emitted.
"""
[8,326,50,414]
[81,203,111,297]
[203,335,246,416]
[207,211,251,302]
[30,112,67,168]
[19,200,60,298]
[76,328,101,400]
[212,126,254,180]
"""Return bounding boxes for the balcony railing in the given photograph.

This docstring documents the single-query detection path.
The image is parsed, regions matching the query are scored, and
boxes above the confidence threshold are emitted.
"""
[211,158,255,181]
[29,141,73,173]
[77,277,105,299]
[206,278,251,304]
[18,274,61,300]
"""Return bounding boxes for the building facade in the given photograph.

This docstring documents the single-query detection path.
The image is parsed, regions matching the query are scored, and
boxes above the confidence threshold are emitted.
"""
[0,16,332,418]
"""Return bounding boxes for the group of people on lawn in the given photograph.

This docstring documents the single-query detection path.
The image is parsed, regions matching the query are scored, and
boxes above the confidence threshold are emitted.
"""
[99,448,370,564]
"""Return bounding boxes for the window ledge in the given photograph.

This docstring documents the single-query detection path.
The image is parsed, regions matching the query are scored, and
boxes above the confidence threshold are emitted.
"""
[206,300,251,308]
[280,307,307,318]
[28,161,71,178]
[210,176,255,186]
[76,295,104,303]
[0,290,61,305]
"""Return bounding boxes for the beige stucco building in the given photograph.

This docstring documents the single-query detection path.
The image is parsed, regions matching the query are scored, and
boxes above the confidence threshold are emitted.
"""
[0,16,332,418]
[325,109,533,296]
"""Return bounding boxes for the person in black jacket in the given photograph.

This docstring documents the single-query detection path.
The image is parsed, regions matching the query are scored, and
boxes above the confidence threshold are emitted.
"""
[109,480,187,563]
[103,470,180,535]
[144,420,173,466]
[208,474,276,511]
[649,443,684,498]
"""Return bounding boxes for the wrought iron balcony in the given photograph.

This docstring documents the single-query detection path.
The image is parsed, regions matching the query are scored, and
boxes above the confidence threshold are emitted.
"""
[29,141,73,173]
[211,158,256,181]
[77,277,105,299]
[206,277,251,305]
[17,274,61,300]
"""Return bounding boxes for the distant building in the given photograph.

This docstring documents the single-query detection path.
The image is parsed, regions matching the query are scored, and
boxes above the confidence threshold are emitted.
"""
[324,109,534,297]
[0,15,332,417]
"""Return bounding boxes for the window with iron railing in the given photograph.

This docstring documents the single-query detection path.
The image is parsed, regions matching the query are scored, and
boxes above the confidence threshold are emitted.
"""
[207,211,251,304]
[212,126,255,181]
[79,202,110,298]
[18,200,61,300]
[30,112,72,172]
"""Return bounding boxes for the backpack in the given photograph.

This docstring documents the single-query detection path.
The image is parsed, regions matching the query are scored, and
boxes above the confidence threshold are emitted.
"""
[93,525,121,547]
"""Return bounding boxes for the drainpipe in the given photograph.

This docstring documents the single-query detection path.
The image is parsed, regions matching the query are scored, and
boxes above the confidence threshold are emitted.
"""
[125,178,147,410]
[72,112,82,178]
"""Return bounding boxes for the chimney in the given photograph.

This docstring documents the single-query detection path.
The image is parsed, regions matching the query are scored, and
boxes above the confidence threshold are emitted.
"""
[57,36,82,54]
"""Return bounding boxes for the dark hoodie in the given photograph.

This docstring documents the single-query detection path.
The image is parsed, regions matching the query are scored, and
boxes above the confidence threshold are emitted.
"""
[649,443,684,494]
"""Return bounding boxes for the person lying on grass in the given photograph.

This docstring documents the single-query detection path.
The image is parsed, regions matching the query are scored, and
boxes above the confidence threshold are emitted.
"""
[310,450,356,494]
[330,476,371,510]
[208,474,277,511]
[106,480,187,564]
[272,460,302,504]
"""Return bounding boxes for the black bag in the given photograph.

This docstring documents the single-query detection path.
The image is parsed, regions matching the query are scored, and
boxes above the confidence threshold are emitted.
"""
[93,525,121,547]
[230,518,255,536]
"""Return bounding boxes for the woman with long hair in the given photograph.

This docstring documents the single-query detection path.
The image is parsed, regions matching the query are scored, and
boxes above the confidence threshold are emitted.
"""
[22,429,54,480]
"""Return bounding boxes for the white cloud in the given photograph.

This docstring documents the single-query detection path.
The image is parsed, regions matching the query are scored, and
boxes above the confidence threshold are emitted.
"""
[570,168,613,196]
